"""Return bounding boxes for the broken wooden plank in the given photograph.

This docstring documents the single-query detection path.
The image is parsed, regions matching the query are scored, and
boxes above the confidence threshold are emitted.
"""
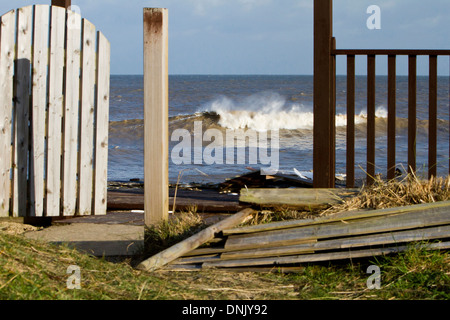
[107,189,249,213]
[224,205,450,250]
[224,200,450,235]
[173,254,222,265]
[163,264,306,273]
[239,188,359,210]
[182,239,315,258]
[219,225,450,260]
[203,241,450,268]
[137,208,256,272]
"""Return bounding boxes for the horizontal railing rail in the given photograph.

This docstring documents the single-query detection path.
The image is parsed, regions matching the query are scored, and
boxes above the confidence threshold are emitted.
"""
[333,49,450,56]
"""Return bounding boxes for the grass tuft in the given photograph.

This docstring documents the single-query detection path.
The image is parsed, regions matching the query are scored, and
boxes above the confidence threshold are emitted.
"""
[322,173,450,216]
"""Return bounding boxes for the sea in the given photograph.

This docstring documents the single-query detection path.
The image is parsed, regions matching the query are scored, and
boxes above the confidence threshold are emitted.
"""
[108,75,450,185]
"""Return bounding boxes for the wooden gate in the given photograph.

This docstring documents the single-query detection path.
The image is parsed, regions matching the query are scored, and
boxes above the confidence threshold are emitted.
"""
[0,5,110,217]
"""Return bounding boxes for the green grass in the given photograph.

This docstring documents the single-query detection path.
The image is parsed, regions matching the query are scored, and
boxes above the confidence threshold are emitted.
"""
[1,230,448,300]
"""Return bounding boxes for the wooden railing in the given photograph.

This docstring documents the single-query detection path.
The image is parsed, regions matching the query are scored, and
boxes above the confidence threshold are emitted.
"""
[333,49,450,187]
[313,0,450,188]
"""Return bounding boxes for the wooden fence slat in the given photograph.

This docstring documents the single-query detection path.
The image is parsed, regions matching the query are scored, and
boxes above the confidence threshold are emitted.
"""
[408,55,417,174]
[387,55,397,180]
[346,55,355,188]
[367,55,376,184]
[93,31,110,216]
[143,8,169,225]
[30,5,50,217]
[0,10,16,217]
[428,55,438,179]
[78,18,96,215]
[46,6,66,217]
[62,9,81,216]
[13,6,32,217]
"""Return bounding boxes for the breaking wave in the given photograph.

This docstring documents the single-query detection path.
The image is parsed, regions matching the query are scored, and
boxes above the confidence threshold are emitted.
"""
[200,91,388,132]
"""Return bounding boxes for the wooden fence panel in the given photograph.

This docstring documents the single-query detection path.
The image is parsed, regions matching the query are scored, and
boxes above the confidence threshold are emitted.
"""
[0,5,110,218]
[0,10,16,217]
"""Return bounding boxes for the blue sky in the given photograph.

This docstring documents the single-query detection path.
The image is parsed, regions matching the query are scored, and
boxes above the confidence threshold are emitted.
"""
[2,0,450,75]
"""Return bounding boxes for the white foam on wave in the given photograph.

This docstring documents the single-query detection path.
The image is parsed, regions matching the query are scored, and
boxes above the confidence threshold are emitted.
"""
[202,92,387,132]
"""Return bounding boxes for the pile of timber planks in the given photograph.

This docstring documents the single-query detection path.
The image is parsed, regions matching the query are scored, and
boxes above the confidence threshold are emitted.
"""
[155,201,450,272]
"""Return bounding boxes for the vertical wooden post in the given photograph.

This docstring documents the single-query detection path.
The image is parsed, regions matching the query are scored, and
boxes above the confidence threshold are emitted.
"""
[428,55,438,179]
[313,0,334,188]
[408,55,417,174]
[346,55,355,188]
[51,0,71,8]
[367,55,376,185]
[143,8,169,225]
[387,55,396,180]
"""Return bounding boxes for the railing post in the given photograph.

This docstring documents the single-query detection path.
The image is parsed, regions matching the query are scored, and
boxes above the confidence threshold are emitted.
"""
[51,0,71,8]
[143,8,169,225]
[367,55,376,185]
[313,0,335,188]
[428,55,438,179]
[346,55,355,188]
[408,55,417,174]
[387,55,397,180]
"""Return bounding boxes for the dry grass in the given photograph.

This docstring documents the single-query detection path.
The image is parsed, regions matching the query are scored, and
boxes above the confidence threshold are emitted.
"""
[240,173,450,226]
[139,206,206,260]
[324,173,450,216]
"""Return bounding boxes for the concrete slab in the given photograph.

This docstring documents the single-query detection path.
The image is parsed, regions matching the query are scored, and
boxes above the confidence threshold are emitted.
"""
[24,223,144,257]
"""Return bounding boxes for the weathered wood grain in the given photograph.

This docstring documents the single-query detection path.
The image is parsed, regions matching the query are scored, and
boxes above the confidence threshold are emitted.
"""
[46,5,66,216]
[239,188,359,210]
[93,32,110,216]
[225,205,450,250]
[143,8,169,225]
[30,5,50,217]
[13,6,32,217]
[137,208,255,272]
